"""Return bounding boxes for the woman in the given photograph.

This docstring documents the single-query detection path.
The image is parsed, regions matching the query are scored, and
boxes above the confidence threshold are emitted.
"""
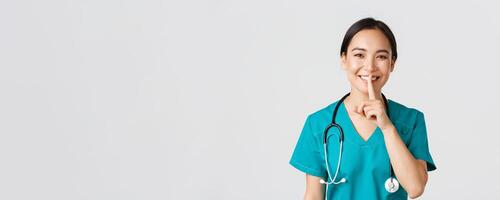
[289,18,436,200]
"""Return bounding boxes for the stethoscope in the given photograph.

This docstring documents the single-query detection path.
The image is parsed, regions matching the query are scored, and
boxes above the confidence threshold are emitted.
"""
[319,93,399,199]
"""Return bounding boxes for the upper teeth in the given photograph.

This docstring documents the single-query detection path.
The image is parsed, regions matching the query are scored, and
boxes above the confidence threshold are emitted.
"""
[360,75,377,80]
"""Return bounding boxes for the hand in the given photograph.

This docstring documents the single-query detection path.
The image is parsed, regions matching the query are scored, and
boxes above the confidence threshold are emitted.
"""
[353,75,393,130]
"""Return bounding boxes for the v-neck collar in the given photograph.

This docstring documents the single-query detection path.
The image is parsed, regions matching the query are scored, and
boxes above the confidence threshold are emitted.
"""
[337,101,383,147]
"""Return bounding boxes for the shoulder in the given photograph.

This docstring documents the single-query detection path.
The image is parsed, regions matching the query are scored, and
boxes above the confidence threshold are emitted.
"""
[302,101,339,137]
[387,99,426,133]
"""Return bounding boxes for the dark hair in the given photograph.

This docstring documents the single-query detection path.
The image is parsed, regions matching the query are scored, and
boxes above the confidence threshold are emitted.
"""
[340,17,398,60]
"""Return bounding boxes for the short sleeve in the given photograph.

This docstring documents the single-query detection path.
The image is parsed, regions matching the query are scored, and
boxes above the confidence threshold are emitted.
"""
[408,111,437,171]
[289,115,327,178]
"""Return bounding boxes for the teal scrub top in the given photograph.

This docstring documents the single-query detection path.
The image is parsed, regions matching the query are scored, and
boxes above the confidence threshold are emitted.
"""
[290,99,436,200]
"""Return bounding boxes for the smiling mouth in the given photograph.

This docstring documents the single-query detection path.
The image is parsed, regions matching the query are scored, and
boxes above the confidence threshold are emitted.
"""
[358,75,380,81]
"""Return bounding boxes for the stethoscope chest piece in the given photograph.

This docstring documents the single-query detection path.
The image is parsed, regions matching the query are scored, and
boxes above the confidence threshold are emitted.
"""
[384,177,399,193]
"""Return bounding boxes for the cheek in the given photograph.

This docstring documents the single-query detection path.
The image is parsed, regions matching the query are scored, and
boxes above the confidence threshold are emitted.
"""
[376,61,393,74]
[345,60,362,73]
[349,58,364,67]
[377,58,392,67]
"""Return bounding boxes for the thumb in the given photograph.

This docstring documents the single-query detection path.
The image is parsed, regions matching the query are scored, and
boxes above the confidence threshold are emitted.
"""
[351,107,359,114]
[354,105,365,117]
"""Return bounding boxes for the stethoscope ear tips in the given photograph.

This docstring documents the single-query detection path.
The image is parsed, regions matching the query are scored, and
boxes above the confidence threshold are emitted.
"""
[320,178,347,185]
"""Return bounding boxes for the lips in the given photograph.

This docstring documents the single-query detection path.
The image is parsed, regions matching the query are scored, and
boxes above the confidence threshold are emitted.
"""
[358,75,380,81]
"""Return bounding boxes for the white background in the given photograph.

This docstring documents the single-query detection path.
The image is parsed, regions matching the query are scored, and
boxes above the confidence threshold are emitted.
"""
[1,0,499,199]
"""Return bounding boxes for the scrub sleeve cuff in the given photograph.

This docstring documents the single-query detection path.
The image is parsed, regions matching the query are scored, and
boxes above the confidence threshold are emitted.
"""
[289,159,327,179]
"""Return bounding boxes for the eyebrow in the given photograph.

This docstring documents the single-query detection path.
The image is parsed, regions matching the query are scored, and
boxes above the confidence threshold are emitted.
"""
[351,47,390,54]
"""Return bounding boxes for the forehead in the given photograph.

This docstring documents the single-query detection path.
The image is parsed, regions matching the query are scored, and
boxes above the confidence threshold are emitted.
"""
[348,29,391,52]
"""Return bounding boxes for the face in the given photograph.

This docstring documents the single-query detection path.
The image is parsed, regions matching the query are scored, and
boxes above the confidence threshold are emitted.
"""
[341,29,395,95]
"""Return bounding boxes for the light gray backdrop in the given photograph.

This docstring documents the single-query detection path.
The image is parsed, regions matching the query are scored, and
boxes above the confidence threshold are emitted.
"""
[1,0,499,199]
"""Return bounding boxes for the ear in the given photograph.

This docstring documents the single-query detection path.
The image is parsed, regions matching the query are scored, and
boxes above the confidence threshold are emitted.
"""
[390,59,396,72]
[340,53,347,70]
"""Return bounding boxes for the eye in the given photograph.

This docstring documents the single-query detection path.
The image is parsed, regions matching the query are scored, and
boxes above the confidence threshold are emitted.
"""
[354,53,364,58]
[377,55,388,60]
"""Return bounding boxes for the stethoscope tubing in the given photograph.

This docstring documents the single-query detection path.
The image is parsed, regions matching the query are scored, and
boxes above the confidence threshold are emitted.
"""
[322,93,399,198]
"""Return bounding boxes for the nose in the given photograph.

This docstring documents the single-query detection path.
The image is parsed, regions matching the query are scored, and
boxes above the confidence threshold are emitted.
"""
[364,57,376,72]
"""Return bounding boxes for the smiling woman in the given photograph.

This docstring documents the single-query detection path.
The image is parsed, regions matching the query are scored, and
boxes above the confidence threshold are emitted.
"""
[289,18,436,200]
